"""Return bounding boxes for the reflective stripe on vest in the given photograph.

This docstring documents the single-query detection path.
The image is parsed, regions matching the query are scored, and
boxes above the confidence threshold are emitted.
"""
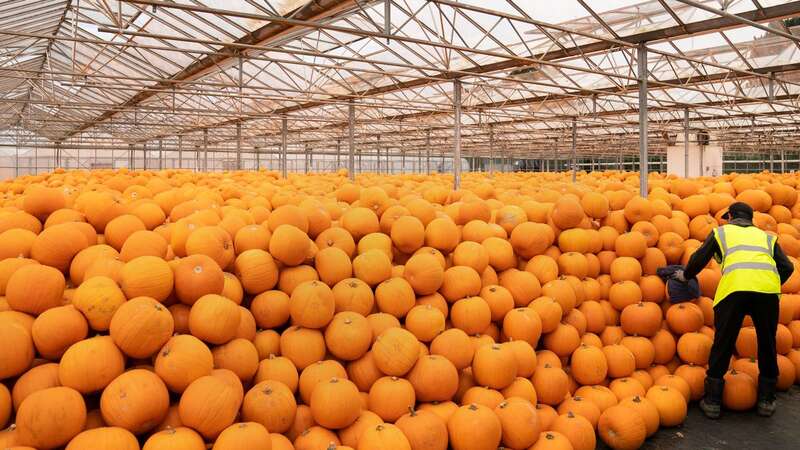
[721,262,779,276]
[712,224,780,306]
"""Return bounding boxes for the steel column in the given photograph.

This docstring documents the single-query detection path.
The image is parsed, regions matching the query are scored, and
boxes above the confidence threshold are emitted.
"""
[348,101,355,181]
[236,122,242,170]
[781,147,786,173]
[281,118,288,178]
[453,79,462,189]
[143,142,147,170]
[489,124,495,177]
[571,117,577,182]
[770,148,774,172]
[336,138,341,168]
[376,135,381,173]
[426,129,431,175]
[304,144,310,174]
[178,135,183,169]
[684,108,689,178]
[128,143,133,169]
[158,139,163,170]
[203,129,208,171]
[638,44,648,196]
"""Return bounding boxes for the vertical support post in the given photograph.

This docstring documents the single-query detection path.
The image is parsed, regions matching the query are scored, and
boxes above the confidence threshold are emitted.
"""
[781,146,786,174]
[376,136,381,174]
[453,79,462,189]
[304,144,310,174]
[770,148,774,172]
[256,147,260,169]
[158,139,163,170]
[384,0,391,44]
[348,101,355,181]
[203,129,208,172]
[55,142,61,168]
[281,118,288,178]
[143,142,148,170]
[489,124,495,176]
[128,143,133,169]
[235,123,242,170]
[426,129,431,175]
[684,108,689,178]
[637,43,649,196]
[571,117,577,183]
[336,138,341,168]
[178,135,183,169]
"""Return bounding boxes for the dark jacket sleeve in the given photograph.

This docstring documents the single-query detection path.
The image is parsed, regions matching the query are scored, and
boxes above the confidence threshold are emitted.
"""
[773,240,794,284]
[683,231,720,280]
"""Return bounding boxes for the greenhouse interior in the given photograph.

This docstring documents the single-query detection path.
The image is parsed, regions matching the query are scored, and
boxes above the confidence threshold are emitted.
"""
[2,1,800,450]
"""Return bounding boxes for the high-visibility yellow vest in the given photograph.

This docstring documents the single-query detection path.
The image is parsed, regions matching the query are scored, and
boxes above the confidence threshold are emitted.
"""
[712,224,780,306]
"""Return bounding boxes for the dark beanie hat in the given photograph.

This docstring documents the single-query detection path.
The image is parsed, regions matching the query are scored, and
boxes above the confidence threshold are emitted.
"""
[726,202,754,220]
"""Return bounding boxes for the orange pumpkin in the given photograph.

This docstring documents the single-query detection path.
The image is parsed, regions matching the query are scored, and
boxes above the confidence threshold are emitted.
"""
[213,422,271,450]
[110,296,174,358]
[447,403,502,450]
[16,386,86,449]
[120,255,174,302]
[101,369,170,434]
[597,404,646,450]
[310,377,361,429]
[31,304,88,360]
[179,372,243,439]
[188,294,241,345]
[58,336,125,394]
[154,334,214,393]
[241,380,297,434]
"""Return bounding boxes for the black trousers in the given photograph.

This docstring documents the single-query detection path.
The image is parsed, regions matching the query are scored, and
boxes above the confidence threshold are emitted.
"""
[706,291,779,381]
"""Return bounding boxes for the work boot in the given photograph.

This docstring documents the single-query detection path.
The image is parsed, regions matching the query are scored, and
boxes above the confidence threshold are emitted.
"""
[700,377,724,419]
[757,377,777,417]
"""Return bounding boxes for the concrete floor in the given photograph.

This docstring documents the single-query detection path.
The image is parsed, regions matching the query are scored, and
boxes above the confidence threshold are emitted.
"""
[598,386,800,449]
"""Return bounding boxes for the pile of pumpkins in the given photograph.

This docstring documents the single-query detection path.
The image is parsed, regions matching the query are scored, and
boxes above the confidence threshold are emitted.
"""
[0,167,799,450]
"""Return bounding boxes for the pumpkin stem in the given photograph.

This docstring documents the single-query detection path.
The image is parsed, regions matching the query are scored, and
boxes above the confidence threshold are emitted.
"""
[408,406,417,416]
[468,403,479,411]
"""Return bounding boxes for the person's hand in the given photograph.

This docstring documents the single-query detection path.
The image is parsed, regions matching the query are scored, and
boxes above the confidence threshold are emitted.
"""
[673,270,687,283]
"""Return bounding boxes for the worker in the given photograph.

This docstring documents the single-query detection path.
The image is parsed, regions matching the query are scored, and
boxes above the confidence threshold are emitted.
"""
[677,202,793,419]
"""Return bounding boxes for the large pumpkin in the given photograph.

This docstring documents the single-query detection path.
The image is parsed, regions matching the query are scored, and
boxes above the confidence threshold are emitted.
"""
[65,427,139,450]
[494,398,540,449]
[368,376,416,422]
[395,407,447,450]
[290,280,336,329]
[310,377,361,429]
[0,318,35,379]
[142,427,205,450]
[6,263,65,315]
[110,296,174,358]
[154,334,214,393]
[372,328,420,376]
[597,404,646,450]
[16,386,86,449]
[241,380,297,434]
[101,369,170,434]
[173,254,225,304]
[234,249,280,295]
[119,255,174,302]
[447,403,502,450]
[31,304,88,359]
[188,294,241,345]
[59,336,125,394]
[179,372,243,439]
